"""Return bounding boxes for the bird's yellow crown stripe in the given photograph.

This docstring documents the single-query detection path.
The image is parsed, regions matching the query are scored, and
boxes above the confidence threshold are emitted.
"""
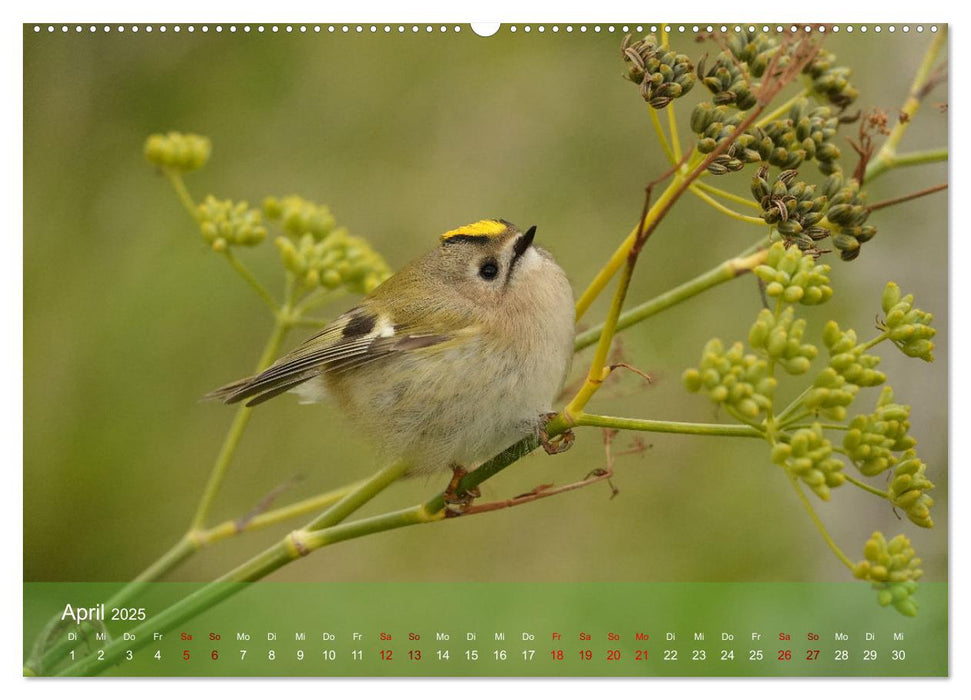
[440,219,508,242]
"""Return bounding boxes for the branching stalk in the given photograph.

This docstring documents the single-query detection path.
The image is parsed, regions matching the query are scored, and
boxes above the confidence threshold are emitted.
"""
[575,244,768,352]
[787,473,855,570]
[693,180,762,210]
[864,30,947,183]
[689,184,770,224]
[844,474,890,500]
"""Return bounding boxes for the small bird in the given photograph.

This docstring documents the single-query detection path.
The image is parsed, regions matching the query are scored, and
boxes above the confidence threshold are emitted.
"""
[208,219,576,485]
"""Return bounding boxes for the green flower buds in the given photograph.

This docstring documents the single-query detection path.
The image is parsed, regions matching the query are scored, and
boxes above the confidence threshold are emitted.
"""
[803,50,859,109]
[770,423,845,500]
[144,132,212,173]
[889,451,935,529]
[697,54,758,110]
[825,176,877,261]
[853,532,922,617]
[748,307,817,374]
[276,228,391,295]
[725,30,779,78]
[843,387,916,476]
[803,367,858,422]
[682,339,776,420]
[621,34,695,109]
[196,196,267,251]
[821,321,886,388]
[754,242,833,305]
[881,282,936,362]
[753,100,841,174]
[264,195,337,241]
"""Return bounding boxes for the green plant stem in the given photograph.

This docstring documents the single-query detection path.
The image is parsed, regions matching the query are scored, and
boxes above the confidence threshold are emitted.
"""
[33,536,196,674]
[887,148,947,172]
[865,148,948,183]
[190,318,291,531]
[726,406,769,432]
[56,461,431,676]
[864,30,947,183]
[844,474,890,499]
[780,410,812,429]
[566,244,639,417]
[33,482,359,674]
[574,243,768,352]
[293,287,347,317]
[755,87,811,127]
[774,387,813,427]
[575,413,763,438]
[223,248,279,312]
[650,106,677,165]
[574,164,693,320]
[787,473,854,570]
[666,102,683,162]
[204,480,365,542]
[305,460,411,531]
[164,170,199,220]
[57,500,444,677]
[689,184,769,224]
[693,180,762,210]
[428,436,543,511]
[858,331,890,352]
[35,228,302,676]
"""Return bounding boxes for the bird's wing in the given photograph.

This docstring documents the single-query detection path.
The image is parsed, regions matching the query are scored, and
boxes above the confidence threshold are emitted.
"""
[205,306,464,407]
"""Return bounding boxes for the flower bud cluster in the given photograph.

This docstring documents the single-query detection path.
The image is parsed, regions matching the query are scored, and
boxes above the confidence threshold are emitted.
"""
[804,367,857,422]
[144,132,212,172]
[770,423,845,500]
[881,282,936,362]
[823,322,887,388]
[803,50,859,109]
[889,451,935,529]
[751,169,830,252]
[753,242,833,305]
[822,175,876,261]
[853,532,922,617]
[196,196,267,251]
[802,322,885,421]
[748,307,817,375]
[276,229,391,295]
[697,54,758,110]
[724,30,778,78]
[621,34,696,109]
[843,386,915,477]
[690,103,751,174]
[690,98,840,179]
[263,195,337,241]
[757,100,842,174]
[682,339,776,420]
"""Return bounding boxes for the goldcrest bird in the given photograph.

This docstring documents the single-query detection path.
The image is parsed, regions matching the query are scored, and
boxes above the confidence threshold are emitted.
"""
[208,219,576,478]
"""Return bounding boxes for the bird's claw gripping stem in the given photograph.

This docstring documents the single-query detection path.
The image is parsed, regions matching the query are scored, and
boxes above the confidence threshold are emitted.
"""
[540,412,575,455]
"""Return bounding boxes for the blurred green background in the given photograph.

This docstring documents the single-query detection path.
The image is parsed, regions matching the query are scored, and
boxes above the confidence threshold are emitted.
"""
[24,25,947,586]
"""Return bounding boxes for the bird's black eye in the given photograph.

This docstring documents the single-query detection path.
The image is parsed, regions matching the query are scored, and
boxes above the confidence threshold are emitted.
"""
[479,260,499,280]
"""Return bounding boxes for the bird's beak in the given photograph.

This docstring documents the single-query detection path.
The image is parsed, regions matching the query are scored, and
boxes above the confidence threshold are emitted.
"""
[513,225,536,258]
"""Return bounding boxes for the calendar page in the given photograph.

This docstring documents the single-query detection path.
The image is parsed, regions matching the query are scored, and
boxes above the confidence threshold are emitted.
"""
[22,21,948,679]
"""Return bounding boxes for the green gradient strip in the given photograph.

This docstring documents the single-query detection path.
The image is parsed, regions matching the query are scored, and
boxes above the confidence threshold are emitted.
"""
[25,582,946,677]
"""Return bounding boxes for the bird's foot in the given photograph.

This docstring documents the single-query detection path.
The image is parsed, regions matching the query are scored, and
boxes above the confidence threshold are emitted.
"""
[539,412,575,455]
[443,465,481,514]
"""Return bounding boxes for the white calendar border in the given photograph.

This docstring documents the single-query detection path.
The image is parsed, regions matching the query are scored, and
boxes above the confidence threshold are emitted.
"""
[6,0,961,696]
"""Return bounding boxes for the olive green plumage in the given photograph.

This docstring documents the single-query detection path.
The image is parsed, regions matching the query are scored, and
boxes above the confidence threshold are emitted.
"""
[209,219,575,473]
